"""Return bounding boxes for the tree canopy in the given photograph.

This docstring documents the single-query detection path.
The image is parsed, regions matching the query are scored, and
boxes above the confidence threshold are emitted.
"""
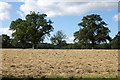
[50,30,67,47]
[1,13,117,49]
[74,14,111,49]
[10,11,54,49]
[111,31,120,49]
[0,34,11,48]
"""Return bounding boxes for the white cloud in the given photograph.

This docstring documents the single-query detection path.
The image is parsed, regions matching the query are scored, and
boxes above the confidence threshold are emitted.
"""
[0,1,11,20]
[17,11,25,19]
[17,0,117,18]
[1,0,119,2]
[0,27,12,36]
[44,36,74,43]
[113,13,120,21]
[65,36,74,43]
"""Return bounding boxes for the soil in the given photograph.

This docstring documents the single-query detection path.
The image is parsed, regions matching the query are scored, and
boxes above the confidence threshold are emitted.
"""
[1,49,119,77]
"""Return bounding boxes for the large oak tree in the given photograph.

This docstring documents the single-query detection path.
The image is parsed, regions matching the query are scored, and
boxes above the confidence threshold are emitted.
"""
[74,14,111,48]
[10,11,53,49]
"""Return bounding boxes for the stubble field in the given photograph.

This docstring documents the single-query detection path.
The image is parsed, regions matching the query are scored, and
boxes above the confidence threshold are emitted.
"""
[1,49,119,78]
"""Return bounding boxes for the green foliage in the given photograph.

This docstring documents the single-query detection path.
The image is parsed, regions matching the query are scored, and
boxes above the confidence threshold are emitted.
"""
[1,76,118,80]
[74,43,91,49]
[111,31,120,49]
[74,14,111,49]
[37,43,55,49]
[50,30,67,47]
[37,43,82,49]
[11,39,32,48]
[0,35,1,48]
[96,43,111,49]
[60,44,75,49]
[1,13,117,49]
[0,34,12,48]
[10,11,53,49]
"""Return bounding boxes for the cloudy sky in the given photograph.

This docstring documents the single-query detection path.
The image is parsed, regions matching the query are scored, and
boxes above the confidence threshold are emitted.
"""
[0,0,119,43]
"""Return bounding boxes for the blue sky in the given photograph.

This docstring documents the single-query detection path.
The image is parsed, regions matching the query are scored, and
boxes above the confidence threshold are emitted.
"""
[0,1,119,43]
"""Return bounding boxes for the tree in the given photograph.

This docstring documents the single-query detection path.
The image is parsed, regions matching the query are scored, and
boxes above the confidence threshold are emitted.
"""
[10,19,30,48]
[0,35,1,48]
[0,34,11,48]
[50,30,67,47]
[111,31,120,49]
[10,11,54,49]
[74,14,111,49]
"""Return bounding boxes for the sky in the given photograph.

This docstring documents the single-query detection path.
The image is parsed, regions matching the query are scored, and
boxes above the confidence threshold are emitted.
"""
[0,0,119,43]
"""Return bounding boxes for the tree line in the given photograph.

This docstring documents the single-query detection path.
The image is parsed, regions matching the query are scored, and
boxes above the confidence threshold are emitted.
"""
[0,11,120,49]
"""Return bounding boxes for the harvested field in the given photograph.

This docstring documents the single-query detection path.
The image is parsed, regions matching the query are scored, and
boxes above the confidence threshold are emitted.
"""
[1,49,119,77]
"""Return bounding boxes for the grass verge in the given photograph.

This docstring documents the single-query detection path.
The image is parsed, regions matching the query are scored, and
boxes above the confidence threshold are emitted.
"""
[1,76,120,80]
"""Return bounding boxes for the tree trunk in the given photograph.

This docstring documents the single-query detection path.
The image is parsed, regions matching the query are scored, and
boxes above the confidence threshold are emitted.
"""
[32,43,35,49]
[92,40,95,49]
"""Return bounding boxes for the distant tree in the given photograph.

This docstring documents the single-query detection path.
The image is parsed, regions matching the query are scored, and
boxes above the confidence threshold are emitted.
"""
[111,31,120,49]
[50,30,67,47]
[0,35,1,48]
[0,34,11,48]
[74,14,111,49]
[10,11,54,49]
